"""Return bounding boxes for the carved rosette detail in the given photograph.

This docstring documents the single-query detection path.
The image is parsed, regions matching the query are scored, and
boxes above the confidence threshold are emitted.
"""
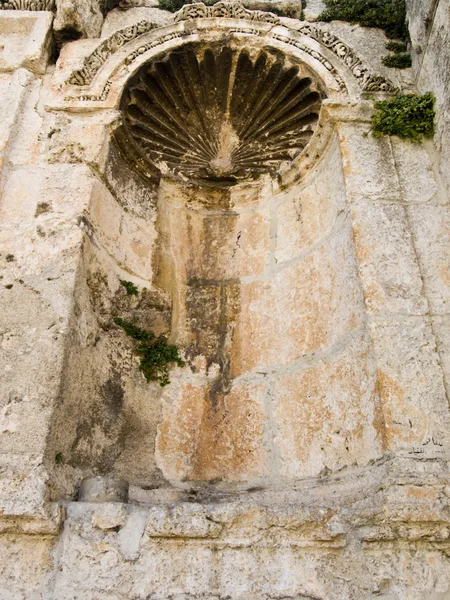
[119,44,324,183]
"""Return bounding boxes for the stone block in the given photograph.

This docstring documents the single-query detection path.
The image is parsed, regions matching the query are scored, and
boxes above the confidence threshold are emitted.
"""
[338,122,401,203]
[6,77,45,167]
[351,202,427,315]
[0,163,96,223]
[0,11,53,75]
[88,180,157,282]
[155,378,270,483]
[431,314,450,404]
[0,533,55,599]
[0,69,33,171]
[275,135,346,264]
[231,220,364,376]
[271,331,383,478]
[159,178,272,281]
[0,454,50,517]
[391,138,439,203]
[408,204,450,314]
[369,317,450,455]
[45,111,116,169]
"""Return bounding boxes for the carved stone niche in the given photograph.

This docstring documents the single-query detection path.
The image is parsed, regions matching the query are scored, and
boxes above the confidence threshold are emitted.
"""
[46,34,383,496]
[114,40,326,185]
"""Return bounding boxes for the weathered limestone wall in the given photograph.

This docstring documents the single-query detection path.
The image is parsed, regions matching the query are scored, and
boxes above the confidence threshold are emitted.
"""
[406,0,450,194]
[1,2,450,598]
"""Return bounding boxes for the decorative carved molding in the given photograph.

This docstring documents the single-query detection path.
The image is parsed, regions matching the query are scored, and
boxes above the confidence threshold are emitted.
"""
[125,31,182,65]
[119,43,323,183]
[68,20,158,86]
[297,23,398,92]
[174,1,280,24]
[0,0,54,9]
[63,1,398,101]
[269,31,347,91]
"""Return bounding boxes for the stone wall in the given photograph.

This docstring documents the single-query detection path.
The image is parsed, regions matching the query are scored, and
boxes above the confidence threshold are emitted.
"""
[406,0,450,194]
[1,2,450,599]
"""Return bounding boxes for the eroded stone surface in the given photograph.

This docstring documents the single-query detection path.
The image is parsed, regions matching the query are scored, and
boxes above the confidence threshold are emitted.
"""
[272,331,383,478]
[1,4,450,598]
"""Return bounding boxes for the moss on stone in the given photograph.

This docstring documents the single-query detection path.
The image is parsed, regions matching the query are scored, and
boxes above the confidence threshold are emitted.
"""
[371,92,435,141]
[319,0,408,40]
[385,40,407,53]
[119,279,139,296]
[114,317,185,386]
[381,53,412,68]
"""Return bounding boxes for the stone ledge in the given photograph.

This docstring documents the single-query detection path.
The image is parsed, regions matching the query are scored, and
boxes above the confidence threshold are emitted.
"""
[0,11,53,75]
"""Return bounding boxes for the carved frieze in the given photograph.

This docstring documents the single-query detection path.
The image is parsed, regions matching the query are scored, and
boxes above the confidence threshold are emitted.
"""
[0,0,54,9]
[298,24,398,92]
[174,1,280,24]
[68,20,158,85]
[63,0,398,101]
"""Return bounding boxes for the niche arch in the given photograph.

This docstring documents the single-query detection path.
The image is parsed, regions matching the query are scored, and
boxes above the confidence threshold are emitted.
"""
[45,5,388,498]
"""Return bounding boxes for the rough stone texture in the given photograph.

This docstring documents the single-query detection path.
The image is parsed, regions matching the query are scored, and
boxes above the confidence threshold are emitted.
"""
[1,3,450,599]
[54,0,104,45]
[351,202,427,315]
[407,0,450,195]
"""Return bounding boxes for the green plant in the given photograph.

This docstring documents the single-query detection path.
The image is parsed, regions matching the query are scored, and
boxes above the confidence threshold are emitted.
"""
[158,0,207,12]
[385,40,407,52]
[381,53,412,68]
[114,317,185,386]
[371,92,435,141]
[158,0,290,13]
[119,279,139,296]
[319,0,408,40]
[55,452,64,465]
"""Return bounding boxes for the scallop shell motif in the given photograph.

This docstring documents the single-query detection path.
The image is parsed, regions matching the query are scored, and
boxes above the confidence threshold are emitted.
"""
[119,44,325,183]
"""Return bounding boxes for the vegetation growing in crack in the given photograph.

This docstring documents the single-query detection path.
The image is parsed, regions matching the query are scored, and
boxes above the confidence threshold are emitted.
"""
[385,40,407,53]
[159,0,212,12]
[382,53,412,68]
[319,0,408,40]
[114,317,185,386]
[371,92,435,141]
[119,279,139,296]
[382,40,411,69]
[158,0,294,16]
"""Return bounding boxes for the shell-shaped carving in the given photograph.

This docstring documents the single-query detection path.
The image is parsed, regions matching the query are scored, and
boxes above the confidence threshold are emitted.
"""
[119,43,325,183]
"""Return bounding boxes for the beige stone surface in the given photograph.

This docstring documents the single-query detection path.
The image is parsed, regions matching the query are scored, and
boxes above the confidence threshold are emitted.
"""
[369,317,450,455]
[272,331,383,478]
[232,220,364,375]
[338,122,401,203]
[408,0,450,195]
[408,204,450,314]
[0,4,450,598]
[391,138,440,204]
[274,135,346,264]
[0,11,53,75]
[156,379,270,483]
[351,202,427,315]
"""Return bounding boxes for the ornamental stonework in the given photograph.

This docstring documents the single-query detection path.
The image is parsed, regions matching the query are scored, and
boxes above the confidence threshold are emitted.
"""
[1,2,450,599]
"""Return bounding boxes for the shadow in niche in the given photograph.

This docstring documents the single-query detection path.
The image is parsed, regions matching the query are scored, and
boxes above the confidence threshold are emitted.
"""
[44,39,385,502]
